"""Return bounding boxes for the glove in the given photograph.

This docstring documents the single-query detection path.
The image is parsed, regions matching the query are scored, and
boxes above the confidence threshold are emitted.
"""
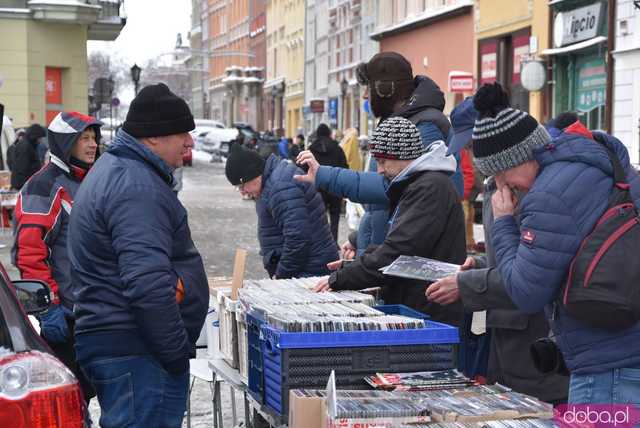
[38,304,72,344]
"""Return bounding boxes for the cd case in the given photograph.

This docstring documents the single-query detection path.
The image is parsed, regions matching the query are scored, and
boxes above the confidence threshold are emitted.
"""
[381,255,460,282]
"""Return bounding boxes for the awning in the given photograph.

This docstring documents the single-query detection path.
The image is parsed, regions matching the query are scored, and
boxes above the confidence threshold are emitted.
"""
[541,36,607,56]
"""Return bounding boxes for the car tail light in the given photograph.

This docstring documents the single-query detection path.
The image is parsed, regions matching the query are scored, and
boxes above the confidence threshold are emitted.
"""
[0,351,84,428]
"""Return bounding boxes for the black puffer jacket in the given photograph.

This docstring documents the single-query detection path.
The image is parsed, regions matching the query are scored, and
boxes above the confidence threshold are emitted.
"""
[329,142,466,326]
[11,124,45,190]
[309,126,348,206]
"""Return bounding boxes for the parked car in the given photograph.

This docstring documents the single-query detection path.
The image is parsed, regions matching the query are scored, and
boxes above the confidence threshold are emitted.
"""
[190,119,226,151]
[0,263,85,427]
[201,127,238,159]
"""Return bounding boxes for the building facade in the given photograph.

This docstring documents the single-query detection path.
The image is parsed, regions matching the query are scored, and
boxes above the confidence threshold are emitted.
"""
[327,0,378,134]
[249,0,267,130]
[188,0,209,119]
[613,0,640,164]
[372,0,474,116]
[304,0,330,133]
[0,0,125,127]
[265,0,286,135]
[284,0,305,138]
[304,0,378,136]
[543,0,611,132]
[208,0,251,125]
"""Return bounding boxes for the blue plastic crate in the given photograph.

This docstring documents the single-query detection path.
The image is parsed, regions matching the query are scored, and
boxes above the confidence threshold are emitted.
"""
[255,304,459,419]
[246,312,266,404]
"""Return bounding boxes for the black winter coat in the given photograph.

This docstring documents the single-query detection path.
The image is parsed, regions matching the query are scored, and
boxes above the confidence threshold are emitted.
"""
[329,149,466,326]
[309,136,348,207]
[11,125,45,189]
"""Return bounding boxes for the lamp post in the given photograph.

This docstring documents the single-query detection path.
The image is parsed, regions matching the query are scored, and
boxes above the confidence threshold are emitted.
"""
[340,77,349,131]
[130,63,141,96]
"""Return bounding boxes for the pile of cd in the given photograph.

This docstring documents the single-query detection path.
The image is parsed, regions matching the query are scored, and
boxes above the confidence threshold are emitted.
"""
[335,396,430,420]
[238,278,426,332]
[425,390,553,422]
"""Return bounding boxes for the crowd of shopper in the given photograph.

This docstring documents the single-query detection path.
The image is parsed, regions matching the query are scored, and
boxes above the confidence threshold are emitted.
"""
[6,49,640,428]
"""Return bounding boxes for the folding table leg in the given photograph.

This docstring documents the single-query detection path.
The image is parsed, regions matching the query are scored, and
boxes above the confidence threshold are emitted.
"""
[187,376,196,428]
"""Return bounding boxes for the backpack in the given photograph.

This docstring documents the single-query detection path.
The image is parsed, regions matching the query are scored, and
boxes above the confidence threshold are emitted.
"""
[561,141,640,330]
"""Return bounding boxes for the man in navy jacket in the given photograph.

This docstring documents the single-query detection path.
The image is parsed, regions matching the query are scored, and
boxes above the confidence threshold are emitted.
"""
[69,84,208,428]
[225,144,338,279]
[470,83,640,404]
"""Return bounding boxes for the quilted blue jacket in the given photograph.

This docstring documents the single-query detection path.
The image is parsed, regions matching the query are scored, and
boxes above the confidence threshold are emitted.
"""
[257,155,338,278]
[69,131,208,374]
[492,125,640,374]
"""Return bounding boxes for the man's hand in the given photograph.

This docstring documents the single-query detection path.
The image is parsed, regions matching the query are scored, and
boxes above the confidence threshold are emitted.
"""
[313,277,331,292]
[38,304,72,343]
[492,185,516,219]
[341,241,356,260]
[425,276,461,305]
[293,151,320,185]
[460,256,476,271]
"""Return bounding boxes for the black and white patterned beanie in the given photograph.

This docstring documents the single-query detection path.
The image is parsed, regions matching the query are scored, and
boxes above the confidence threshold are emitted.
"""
[472,83,550,177]
[370,116,424,160]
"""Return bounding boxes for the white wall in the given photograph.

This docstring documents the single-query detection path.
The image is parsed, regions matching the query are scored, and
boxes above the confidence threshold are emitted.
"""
[613,0,640,163]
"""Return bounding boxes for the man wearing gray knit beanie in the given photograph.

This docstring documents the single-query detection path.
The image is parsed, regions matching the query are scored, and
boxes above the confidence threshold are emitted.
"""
[314,116,466,327]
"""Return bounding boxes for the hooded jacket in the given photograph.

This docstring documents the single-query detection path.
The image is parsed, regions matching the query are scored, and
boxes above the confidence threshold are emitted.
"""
[329,142,466,326]
[11,124,46,190]
[69,130,208,375]
[396,76,463,196]
[257,154,339,278]
[341,129,363,171]
[12,113,101,308]
[492,122,640,374]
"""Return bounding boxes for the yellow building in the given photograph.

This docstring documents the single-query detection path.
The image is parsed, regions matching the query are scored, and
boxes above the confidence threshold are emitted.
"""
[0,1,125,128]
[265,0,304,137]
[475,0,550,122]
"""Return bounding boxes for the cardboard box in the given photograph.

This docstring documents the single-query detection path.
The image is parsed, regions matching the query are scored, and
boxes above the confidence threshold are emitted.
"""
[289,390,325,428]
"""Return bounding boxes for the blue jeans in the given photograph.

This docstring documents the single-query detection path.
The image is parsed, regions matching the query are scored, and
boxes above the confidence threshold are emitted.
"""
[569,367,640,405]
[81,355,189,428]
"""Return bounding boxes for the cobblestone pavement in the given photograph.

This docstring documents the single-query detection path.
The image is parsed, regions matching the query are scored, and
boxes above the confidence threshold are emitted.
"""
[0,151,348,427]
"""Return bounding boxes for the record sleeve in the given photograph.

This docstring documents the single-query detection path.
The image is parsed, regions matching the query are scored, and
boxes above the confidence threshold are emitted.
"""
[381,255,460,282]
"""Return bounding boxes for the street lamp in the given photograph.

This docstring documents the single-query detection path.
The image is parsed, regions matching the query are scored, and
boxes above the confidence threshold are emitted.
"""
[340,77,349,130]
[130,63,142,96]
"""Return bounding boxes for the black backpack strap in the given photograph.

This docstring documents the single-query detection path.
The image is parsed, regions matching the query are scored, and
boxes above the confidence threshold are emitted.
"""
[593,133,628,189]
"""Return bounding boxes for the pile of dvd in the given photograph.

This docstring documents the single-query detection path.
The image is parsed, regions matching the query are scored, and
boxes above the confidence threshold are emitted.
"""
[238,278,426,332]
[365,369,475,391]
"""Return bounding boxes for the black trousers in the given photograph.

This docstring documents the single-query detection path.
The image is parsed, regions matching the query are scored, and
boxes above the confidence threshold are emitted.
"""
[327,201,341,243]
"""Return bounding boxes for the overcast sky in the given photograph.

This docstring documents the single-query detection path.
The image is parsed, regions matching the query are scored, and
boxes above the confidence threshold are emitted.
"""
[88,0,192,72]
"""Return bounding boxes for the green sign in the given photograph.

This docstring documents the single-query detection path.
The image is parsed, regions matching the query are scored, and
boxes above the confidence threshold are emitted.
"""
[576,58,606,112]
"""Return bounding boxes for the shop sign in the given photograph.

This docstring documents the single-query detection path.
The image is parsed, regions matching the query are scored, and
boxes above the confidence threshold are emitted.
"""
[554,3,603,48]
[479,40,497,85]
[512,33,530,85]
[328,98,338,125]
[310,99,325,113]
[449,73,473,93]
[576,58,606,112]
